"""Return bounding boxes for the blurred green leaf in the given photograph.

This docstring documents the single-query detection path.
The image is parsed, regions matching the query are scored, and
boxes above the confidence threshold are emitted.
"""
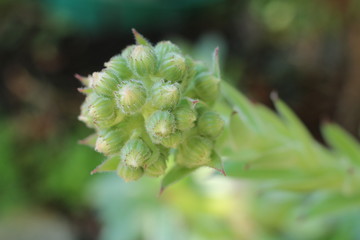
[91,156,119,174]
[221,81,260,132]
[272,96,320,168]
[161,165,197,193]
[322,123,360,166]
[305,193,360,218]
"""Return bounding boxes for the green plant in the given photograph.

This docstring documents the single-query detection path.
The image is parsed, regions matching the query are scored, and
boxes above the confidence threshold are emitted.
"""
[78,29,224,183]
[78,30,360,218]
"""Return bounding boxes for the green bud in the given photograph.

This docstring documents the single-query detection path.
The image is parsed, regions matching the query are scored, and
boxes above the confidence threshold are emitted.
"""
[121,45,135,59]
[121,138,151,168]
[174,99,197,131]
[197,111,224,139]
[154,41,181,60]
[88,97,118,128]
[160,131,183,148]
[115,80,147,114]
[193,61,209,77]
[128,45,157,76]
[146,111,176,142]
[145,155,167,177]
[78,93,98,128]
[158,53,187,82]
[95,129,128,155]
[176,136,213,168]
[117,163,144,182]
[181,56,196,89]
[105,55,133,79]
[150,81,181,109]
[79,31,225,181]
[194,72,221,104]
[91,69,120,97]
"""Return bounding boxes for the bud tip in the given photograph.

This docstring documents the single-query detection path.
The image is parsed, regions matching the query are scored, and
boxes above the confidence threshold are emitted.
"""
[75,73,85,82]
[159,186,165,196]
[77,88,85,93]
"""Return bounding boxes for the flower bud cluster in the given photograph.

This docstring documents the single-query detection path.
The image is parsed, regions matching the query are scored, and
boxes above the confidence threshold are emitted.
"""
[78,31,224,181]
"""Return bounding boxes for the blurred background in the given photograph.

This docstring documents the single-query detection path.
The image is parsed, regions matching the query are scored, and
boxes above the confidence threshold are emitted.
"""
[0,0,360,239]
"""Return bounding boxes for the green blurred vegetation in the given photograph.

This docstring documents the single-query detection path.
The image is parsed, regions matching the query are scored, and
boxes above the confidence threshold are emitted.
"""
[1,0,360,239]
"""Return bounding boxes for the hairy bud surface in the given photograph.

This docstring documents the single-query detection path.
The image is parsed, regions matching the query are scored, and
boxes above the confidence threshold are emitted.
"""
[78,30,224,181]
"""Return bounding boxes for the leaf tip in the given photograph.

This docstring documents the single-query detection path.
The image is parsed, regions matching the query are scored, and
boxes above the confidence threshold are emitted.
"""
[77,88,86,93]
[131,28,139,37]
[214,47,219,57]
[158,186,165,196]
[90,168,98,175]
[74,73,84,81]
[212,167,226,176]
[270,91,279,102]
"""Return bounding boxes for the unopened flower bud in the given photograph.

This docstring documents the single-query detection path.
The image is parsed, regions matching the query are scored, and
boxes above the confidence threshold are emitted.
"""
[91,70,120,97]
[121,138,151,168]
[128,45,157,76]
[95,129,128,155]
[115,80,147,114]
[176,136,213,168]
[181,57,196,89]
[160,131,183,148]
[117,163,144,182]
[193,61,208,77]
[158,53,187,82]
[154,41,181,60]
[145,155,167,177]
[121,45,136,59]
[146,111,176,142]
[150,81,181,109]
[78,93,98,128]
[105,55,133,79]
[174,100,197,131]
[194,72,221,104]
[88,97,118,128]
[79,30,225,182]
[197,111,224,139]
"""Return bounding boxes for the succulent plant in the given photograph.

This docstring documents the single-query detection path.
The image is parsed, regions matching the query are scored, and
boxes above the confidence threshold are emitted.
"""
[78,29,224,183]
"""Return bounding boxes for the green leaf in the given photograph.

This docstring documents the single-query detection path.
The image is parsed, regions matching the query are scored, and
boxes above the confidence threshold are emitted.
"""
[322,123,360,166]
[305,193,360,218]
[224,161,303,180]
[212,47,221,78]
[160,165,197,194]
[227,145,302,170]
[273,171,343,192]
[255,105,290,139]
[272,96,313,141]
[132,28,152,46]
[78,133,97,147]
[207,151,226,175]
[228,111,253,148]
[91,156,121,174]
[272,96,318,168]
[221,81,260,132]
